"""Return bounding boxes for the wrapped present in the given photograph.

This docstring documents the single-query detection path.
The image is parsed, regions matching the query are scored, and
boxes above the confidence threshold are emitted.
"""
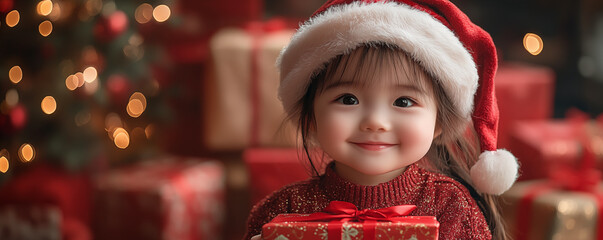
[262,201,439,240]
[501,179,603,240]
[0,164,92,239]
[0,205,61,240]
[509,111,603,180]
[93,158,225,240]
[243,148,312,204]
[203,19,297,150]
[501,136,603,240]
[495,62,555,149]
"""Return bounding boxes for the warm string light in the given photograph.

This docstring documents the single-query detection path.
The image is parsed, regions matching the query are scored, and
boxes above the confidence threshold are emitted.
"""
[113,127,130,149]
[153,5,171,22]
[0,149,9,173]
[127,92,146,118]
[0,156,8,173]
[523,33,543,56]
[6,10,19,27]
[83,66,97,83]
[135,3,153,24]
[18,144,35,162]
[9,66,23,84]
[65,75,78,90]
[74,72,85,87]
[41,96,57,114]
[39,20,53,37]
[37,0,53,16]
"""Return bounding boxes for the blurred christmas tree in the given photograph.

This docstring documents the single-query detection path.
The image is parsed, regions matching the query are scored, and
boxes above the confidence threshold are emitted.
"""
[0,0,175,181]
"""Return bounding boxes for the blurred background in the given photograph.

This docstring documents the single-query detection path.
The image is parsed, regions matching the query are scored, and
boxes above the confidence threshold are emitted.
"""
[0,0,602,239]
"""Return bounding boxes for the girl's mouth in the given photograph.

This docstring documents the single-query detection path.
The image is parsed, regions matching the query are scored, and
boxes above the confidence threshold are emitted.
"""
[352,142,397,151]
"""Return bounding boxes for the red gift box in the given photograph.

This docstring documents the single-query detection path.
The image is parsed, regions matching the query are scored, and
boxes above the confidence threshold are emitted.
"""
[509,118,603,181]
[0,164,92,240]
[495,63,555,149]
[93,158,225,240]
[243,148,312,205]
[0,205,62,240]
[203,19,298,150]
[262,202,439,240]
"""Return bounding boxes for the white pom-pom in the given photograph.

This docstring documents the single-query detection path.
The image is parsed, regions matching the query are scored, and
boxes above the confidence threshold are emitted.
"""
[470,149,519,195]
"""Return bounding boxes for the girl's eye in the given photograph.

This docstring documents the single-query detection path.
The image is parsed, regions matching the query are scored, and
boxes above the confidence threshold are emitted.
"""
[336,94,359,105]
[393,97,415,108]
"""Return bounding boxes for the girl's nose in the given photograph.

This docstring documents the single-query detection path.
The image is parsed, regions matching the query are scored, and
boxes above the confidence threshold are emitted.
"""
[359,107,391,132]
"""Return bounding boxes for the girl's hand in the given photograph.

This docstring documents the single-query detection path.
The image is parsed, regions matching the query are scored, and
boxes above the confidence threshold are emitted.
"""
[251,234,262,240]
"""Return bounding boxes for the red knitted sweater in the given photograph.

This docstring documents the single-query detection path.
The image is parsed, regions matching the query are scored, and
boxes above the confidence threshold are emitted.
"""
[244,163,492,239]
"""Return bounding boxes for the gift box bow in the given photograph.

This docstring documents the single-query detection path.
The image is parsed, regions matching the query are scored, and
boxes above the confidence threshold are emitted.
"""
[270,201,419,240]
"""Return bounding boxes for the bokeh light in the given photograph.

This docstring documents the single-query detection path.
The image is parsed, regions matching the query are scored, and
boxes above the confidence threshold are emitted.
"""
[0,156,8,173]
[39,20,53,37]
[127,92,147,118]
[83,66,97,83]
[74,72,85,87]
[0,149,9,173]
[37,0,53,16]
[9,66,23,84]
[65,75,78,90]
[6,89,19,107]
[6,10,20,27]
[19,143,35,162]
[153,5,170,22]
[113,127,130,149]
[41,96,57,114]
[523,33,543,56]
[135,3,153,24]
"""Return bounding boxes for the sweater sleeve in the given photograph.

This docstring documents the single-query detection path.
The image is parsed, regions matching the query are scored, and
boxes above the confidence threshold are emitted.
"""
[242,187,294,240]
[435,181,492,240]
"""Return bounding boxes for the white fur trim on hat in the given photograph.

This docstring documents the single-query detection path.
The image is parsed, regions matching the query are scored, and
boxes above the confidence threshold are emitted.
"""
[470,149,519,195]
[277,1,478,120]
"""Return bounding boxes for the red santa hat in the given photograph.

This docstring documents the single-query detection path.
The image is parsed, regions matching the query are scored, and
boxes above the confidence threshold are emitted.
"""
[277,0,518,195]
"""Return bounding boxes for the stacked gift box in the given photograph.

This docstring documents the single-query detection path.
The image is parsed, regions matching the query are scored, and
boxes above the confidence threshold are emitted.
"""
[202,19,299,151]
[93,157,225,240]
[497,71,603,240]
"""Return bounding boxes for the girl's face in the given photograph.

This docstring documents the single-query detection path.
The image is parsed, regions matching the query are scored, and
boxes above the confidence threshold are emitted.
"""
[313,47,440,185]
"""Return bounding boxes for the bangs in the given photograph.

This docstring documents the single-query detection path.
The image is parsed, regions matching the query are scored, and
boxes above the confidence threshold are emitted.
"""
[316,43,433,94]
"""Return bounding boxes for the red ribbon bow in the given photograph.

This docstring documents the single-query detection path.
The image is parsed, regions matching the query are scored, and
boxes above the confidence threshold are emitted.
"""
[271,201,417,240]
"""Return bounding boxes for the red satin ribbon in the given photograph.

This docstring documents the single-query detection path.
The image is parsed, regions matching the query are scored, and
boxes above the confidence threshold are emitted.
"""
[243,18,288,146]
[270,201,417,240]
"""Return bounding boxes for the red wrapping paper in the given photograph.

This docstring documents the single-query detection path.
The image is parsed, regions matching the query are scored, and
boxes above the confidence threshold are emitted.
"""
[509,118,603,181]
[262,201,439,240]
[243,148,312,204]
[0,205,62,240]
[93,158,225,240]
[495,63,555,149]
[263,216,439,240]
[0,163,92,239]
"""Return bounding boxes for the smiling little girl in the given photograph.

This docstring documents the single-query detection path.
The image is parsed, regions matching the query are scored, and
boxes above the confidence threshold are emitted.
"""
[245,0,519,239]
